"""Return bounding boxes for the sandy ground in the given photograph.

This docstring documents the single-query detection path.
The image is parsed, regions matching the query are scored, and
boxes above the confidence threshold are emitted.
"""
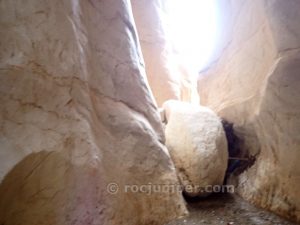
[166,193,298,225]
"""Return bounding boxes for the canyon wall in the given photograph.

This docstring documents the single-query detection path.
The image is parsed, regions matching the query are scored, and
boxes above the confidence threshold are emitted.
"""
[198,0,300,222]
[131,0,199,106]
[0,0,187,224]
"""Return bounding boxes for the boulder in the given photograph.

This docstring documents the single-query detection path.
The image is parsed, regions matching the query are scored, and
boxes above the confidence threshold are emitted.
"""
[163,100,228,197]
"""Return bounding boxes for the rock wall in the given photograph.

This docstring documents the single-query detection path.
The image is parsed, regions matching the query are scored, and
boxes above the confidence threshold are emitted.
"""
[131,0,199,106]
[0,0,187,224]
[198,0,300,222]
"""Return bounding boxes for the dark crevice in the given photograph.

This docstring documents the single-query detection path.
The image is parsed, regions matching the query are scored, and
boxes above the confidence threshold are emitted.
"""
[222,119,257,183]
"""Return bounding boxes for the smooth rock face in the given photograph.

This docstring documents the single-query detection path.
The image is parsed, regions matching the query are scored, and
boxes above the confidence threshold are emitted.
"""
[163,100,228,197]
[131,0,199,106]
[198,0,300,222]
[0,0,187,224]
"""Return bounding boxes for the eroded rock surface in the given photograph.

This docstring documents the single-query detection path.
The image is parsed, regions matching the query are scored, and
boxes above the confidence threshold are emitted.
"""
[163,100,228,197]
[0,0,187,224]
[198,0,300,222]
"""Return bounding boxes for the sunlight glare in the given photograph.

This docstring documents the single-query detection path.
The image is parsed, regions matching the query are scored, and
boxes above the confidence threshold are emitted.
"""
[165,0,218,72]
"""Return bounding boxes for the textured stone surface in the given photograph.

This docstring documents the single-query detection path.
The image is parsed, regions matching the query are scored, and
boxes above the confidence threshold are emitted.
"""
[198,0,300,222]
[163,100,228,197]
[131,0,199,106]
[0,0,187,224]
[167,194,298,225]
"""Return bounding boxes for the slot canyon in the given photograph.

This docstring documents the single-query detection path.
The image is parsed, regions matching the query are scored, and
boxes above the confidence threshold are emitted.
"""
[0,0,299,225]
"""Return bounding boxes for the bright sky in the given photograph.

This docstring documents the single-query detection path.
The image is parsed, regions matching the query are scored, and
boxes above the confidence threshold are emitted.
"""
[164,0,218,72]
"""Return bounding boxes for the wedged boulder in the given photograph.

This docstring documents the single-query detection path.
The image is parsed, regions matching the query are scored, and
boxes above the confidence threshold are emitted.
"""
[163,100,228,197]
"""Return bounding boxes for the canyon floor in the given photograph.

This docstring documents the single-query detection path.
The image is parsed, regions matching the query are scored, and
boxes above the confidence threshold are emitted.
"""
[167,193,297,225]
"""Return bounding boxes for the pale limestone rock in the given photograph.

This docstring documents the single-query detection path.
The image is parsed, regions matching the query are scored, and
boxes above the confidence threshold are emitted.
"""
[131,0,199,106]
[130,0,180,106]
[163,100,228,197]
[0,0,187,224]
[198,0,300,222]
